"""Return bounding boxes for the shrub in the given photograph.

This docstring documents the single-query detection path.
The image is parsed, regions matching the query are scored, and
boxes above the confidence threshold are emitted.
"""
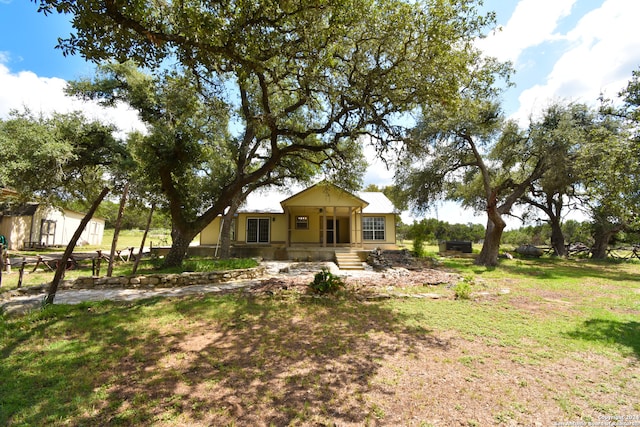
[412,235,425,258]
[308,268,346,295]
[454,280,472,300]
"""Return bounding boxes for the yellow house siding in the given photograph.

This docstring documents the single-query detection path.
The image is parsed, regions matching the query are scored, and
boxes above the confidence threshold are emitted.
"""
[281,184,367,209]
[289,212,322,243]
[271,215,287,242]
[236,213,286,243]
[1,216,31,250]
[200,217,223,245]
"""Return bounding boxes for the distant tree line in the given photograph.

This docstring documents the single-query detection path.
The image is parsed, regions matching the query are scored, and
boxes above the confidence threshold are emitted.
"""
[400,218,639,252]
[399,219,486,244]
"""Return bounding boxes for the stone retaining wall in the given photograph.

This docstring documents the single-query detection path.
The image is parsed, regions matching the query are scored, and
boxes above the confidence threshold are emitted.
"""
[72,267,266,289]
[2,267,266,299]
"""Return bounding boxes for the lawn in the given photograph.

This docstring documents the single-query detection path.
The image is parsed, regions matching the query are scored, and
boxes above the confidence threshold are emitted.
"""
[1,255,639,426]
[0,228,181,291]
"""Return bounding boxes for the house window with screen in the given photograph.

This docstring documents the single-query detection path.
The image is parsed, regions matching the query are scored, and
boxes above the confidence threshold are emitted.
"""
[247,218,270,243]
[295,215,309,229]
[362,217,385,241]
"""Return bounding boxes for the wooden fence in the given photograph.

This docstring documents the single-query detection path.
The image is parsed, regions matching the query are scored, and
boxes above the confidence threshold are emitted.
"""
[0,248,136,288]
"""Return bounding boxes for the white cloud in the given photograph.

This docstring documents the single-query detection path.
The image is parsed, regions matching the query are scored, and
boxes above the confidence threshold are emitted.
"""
[479,0,577,63]
[512,0,640,122]
[0,62,145,136]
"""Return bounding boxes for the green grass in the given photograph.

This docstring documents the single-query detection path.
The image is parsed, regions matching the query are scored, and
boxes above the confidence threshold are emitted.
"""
[421,256,640,356]
[0,228,249,291]
[1,252,639,425]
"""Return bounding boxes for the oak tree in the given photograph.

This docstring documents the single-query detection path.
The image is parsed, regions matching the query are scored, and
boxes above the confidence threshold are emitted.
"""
[39,0,497,266]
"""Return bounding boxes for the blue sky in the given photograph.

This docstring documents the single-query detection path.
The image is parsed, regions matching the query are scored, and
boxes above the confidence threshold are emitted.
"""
[1,0,639,226]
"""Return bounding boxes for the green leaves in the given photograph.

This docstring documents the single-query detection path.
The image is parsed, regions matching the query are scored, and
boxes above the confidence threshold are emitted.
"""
[0,110,125,205]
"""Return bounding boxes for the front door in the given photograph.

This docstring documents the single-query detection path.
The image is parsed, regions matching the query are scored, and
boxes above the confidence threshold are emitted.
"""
[326,219,339,244]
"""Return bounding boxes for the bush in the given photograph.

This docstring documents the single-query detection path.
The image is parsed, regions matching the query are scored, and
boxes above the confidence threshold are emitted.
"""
[454,280,472,300]
[308,268,346,295]
[412,235,425,258]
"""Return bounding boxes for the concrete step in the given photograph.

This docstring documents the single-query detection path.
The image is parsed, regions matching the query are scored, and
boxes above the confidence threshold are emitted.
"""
[335,252,364,270]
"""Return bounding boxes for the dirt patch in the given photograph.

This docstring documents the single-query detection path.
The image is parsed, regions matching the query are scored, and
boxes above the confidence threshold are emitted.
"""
[251,261,462,298]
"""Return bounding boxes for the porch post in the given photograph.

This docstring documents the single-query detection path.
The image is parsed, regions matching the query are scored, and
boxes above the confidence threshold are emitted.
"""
[322,207,326,247]
[332,207,336,248]
[359,207,364,249]
[352,207,357,248]
[285,208,290,248]
[349,207,354,248]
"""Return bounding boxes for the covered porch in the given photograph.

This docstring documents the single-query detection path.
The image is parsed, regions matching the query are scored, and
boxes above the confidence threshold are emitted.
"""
[282,205,366,249]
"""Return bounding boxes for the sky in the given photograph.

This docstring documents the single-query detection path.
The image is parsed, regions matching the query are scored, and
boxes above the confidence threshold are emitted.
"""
[1,0,639,227]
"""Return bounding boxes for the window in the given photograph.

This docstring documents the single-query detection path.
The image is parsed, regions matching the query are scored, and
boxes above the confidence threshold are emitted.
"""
[362,217,385,241]
[40,219,56,245]
[295,215,309,229]
[247,218,270,243]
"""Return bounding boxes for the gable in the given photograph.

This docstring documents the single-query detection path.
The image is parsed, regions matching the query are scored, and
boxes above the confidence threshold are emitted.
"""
[280,182,368,209]
[236,182,396,214]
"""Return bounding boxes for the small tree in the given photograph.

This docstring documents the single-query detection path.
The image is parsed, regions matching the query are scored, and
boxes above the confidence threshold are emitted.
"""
[397,92,548,267]
[0,110,129,303]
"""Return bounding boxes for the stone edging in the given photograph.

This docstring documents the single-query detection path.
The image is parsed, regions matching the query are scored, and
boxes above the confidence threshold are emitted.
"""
[1,267,266,300]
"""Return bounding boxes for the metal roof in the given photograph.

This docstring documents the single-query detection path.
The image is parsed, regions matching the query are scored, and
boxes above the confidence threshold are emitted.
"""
[237,186,396,214]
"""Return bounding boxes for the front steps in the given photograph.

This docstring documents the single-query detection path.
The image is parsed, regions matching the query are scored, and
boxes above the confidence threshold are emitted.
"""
[334,251,364,270]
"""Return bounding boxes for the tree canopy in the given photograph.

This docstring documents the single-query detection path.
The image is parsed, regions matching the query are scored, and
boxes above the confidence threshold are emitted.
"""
[0,109,128,205]
[38,0,504,265]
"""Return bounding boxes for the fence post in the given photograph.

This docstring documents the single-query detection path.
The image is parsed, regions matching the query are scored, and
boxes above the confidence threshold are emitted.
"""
[95,251,102,277]
[17,257,26,288]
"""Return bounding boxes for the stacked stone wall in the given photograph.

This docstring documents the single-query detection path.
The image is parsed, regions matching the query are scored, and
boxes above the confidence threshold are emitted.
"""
[71,267,265,289]
[2,267,266,298]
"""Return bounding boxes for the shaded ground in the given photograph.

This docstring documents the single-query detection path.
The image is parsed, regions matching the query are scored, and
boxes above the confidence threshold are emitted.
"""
[2,257,639,426]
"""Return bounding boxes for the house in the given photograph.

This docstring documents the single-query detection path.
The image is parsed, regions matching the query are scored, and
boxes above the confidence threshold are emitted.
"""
[0,202,105,250]
[200,182,398,262]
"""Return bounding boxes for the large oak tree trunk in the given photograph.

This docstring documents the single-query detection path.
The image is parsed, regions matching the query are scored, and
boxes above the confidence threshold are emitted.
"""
[475,205,506,267]
[590,222,624,259]
[45,187,109,305]
[550,217,567,256]
[591,232,611,259]
[163,227,197,267]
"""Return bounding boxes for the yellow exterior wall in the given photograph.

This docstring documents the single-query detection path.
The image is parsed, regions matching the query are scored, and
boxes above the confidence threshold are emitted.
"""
[1,216,31,250]
[200,214,288,245]
[282,184,364,208]
[271,214,287,242]
[200,217,223,245]
[288,209,323,243]
[201,213,396,247]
